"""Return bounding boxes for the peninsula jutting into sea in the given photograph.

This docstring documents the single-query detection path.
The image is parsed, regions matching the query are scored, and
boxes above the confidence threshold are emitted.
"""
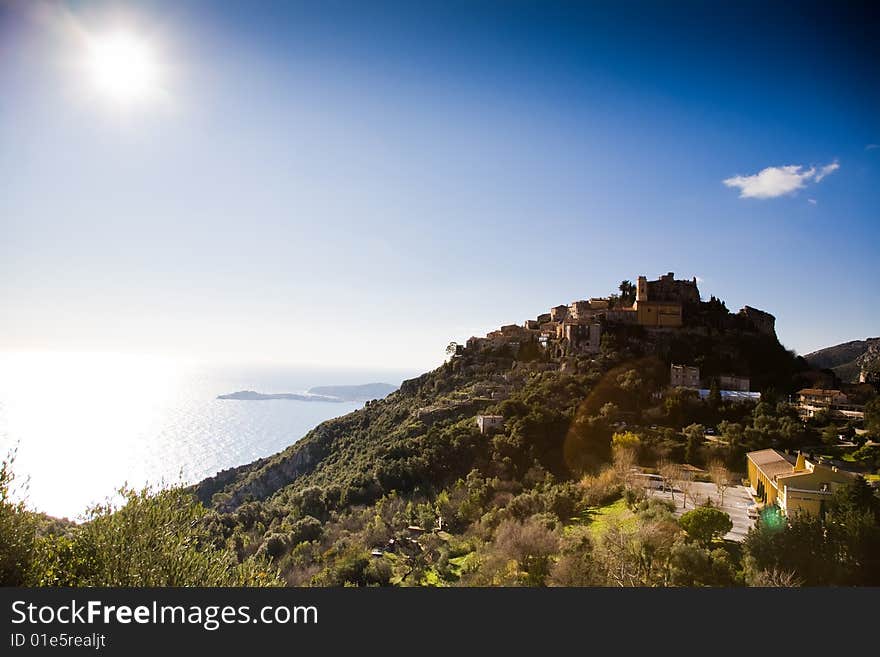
[218,383,399,403]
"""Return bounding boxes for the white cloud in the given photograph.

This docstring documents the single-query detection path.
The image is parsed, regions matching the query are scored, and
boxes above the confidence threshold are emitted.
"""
[814,161,839,182]
[723,161,839,199]
[867,144,879,151]
[808,198,817,205]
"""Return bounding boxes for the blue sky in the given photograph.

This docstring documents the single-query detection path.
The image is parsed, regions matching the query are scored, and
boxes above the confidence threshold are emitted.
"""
[1,0,878,370]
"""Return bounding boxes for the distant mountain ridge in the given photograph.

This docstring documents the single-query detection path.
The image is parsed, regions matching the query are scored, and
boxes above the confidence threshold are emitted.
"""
[218,391,341,402]
[218,383,398,403]
[307,383,398,401]
[804,337,880,383]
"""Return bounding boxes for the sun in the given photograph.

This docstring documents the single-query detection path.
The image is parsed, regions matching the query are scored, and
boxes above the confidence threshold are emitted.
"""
[84,29,161,106]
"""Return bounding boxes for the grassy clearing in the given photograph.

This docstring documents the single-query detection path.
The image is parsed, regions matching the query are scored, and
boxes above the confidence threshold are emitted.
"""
[583,498,636,537]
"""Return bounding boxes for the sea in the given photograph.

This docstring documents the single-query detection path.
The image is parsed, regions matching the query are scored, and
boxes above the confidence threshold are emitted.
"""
[0,352,420,519]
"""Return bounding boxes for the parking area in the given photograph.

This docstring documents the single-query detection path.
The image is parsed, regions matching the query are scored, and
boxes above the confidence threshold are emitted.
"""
[647,481,755,542]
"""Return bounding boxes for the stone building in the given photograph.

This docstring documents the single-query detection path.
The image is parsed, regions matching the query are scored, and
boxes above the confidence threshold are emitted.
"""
[472,269,704,359]
[476,415,504,434]
[670,364,700,388]
[561,321,602,354]
[568,300,593,320]
[466,336,489,351]
[632,272,697,328]
[738,306,777,338]
[796,388,865,421]
[719,375,750,392]
[645,272,700,304]
[550,305,569,322]
[604,307,638,324]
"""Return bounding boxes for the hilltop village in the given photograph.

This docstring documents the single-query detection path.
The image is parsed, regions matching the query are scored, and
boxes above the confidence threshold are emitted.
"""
[468,272,775,358]
[465,272,774,386]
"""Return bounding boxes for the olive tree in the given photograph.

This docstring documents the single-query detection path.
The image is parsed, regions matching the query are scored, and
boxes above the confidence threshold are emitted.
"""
[679,507,733,547]
[708,460,732,506]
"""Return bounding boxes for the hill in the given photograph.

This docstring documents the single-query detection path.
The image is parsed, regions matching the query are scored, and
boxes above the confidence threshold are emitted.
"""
[804,337,880,383]
[195,292,811,514]
[184,277,880,586]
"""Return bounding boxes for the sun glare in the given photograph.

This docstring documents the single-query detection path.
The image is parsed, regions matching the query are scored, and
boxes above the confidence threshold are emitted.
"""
[84,29,161,106]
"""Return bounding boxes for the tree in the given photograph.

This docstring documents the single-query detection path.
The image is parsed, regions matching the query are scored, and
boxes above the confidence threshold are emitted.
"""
[831,476,880,518]
[470,517,560,586]
[599,333,618,360]
[595,506,680,586]
[683,423,705,465]
[708,379,722,409]
[611,439,638,489]
[708,460,731,507]
[0,453,35,586]
[743,510,838,585]
[549,528,599,586]
[748,568,802,587]
[718,421,744,464]
[30,485,282,586]
[611,431,642,451]
[658,461,682,504]
[618,280,636,306]
[821,424,840,446]
[678,471,695,510]
[865,397,880,436]
[670,542,738,586]
[617,369,643,394]
[599,402,619,421]
[564,415,612,475]
[616,369,644,412]
[679,507,733,547]
[827,477,880,584]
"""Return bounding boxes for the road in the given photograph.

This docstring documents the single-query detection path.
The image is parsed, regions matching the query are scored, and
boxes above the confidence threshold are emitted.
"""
[647,481,755,542]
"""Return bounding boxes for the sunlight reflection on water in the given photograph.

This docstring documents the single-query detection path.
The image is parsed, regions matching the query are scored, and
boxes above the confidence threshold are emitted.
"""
[0,352,383,519]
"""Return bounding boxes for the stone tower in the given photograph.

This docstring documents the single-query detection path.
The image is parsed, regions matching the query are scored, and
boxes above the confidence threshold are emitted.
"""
[636,275,648,302]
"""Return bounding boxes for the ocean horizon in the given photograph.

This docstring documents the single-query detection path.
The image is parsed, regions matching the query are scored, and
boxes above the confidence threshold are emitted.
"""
[0,352,420,519]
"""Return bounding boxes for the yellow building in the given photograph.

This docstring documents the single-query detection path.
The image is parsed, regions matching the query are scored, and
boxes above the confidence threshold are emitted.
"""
[746,449,853,516]
[635,300,683,327]
[633,275,683,327]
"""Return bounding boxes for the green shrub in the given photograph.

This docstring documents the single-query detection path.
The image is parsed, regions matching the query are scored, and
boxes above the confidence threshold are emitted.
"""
[29,485,282,586]
[679,506,732,547]
[0,455,36,585]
